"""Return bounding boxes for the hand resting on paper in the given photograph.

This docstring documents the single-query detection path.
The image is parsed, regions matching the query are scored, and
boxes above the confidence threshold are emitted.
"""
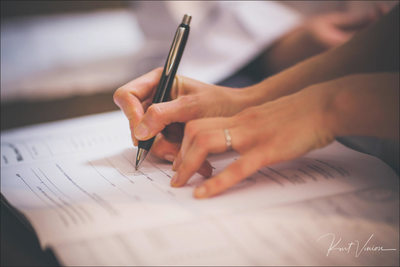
[171,73,399,198]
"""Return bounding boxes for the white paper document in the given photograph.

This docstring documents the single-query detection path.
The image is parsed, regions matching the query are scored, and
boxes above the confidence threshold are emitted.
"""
[1,111,399,266]
[53,186,399,266]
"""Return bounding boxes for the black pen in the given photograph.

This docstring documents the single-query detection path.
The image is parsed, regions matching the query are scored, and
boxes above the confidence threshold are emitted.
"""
[135,14,191,170]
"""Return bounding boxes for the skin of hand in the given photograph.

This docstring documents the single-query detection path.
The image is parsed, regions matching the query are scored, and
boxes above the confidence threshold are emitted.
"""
[264,5,389,73]
[113,67,251,176]
[171,72,399,199]
[114,5,398,161]
[113,5,398,197]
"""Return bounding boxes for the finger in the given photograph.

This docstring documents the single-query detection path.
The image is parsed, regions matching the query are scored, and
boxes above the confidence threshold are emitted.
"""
[136,74,221,140]
[325,27,354,46]
[114,68,163,146]
[172,150,182,171]
[193,149,265,199]
[315,13,373,47]
[150,134,180,162]
[134,97,160,146]
[114,67,163,125]
[129,120,138,146]
[134,75,224,141]
[331,12,374,30]
[374,4,389,18]
[134,95,205,140]
[197,160,213,178]
[171,129,227,187]
[174,119,224,171]
[172,150,212,176]
[170,144,212,178]
[170,74,211,99]
[142,98,153,112]
[180,117,234,160]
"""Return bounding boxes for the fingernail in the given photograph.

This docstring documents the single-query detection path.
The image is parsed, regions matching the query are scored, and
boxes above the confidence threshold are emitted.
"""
[134,123,149,139]
[194,185,207,198]
[171,173,179,187]
[164,154,175,162]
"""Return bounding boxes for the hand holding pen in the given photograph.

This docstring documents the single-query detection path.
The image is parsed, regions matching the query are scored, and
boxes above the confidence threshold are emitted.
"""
[115,7,399,198]
[134,14,191,169]
[113,14,242,178]
[114,14,250,178]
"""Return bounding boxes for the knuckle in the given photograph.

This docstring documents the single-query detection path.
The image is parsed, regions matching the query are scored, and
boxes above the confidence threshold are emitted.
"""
[233,140,248,154]
[236,107,257,121]
[231,132,253,154]
[178,95,195,106]
[178,95,201,117]
[147,104,163,119]
[193,132,208,148]
[209,176,227,191]
[113,87,126,104]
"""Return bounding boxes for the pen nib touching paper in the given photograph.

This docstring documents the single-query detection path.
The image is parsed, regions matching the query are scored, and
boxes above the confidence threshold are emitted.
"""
[135,148,147,170]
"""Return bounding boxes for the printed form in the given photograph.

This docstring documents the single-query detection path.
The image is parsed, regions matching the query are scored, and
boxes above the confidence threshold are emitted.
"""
[1,111,398,265]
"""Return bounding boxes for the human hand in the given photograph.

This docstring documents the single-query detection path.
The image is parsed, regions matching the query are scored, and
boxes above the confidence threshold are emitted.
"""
[266,6,388,73]
[113,68,248,174]
[171,83,336,198]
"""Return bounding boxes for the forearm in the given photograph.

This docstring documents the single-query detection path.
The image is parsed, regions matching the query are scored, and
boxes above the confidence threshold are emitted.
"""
[262,25,324,74]
[327,72,399,140]
[238,5,399,108]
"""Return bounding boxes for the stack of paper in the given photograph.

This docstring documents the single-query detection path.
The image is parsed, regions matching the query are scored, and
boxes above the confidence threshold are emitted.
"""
[1,111,398,265]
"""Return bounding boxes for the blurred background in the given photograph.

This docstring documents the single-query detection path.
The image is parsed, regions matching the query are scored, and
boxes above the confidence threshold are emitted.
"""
[0,1,296,104]
[2,0,397,129]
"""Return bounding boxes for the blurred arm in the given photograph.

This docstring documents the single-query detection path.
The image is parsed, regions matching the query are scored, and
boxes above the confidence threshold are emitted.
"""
[239,5,399,107]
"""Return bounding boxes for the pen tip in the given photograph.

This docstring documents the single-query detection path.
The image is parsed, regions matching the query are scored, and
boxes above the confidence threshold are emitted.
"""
[135,148,148,171]
[135,157,140,171]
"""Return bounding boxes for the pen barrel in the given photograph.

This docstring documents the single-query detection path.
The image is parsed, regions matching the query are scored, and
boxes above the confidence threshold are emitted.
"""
[138,22,190,150]
[152,23,190,103]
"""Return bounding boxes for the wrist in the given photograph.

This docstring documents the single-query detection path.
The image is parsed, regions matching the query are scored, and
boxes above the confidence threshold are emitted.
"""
[301,83,338,147]
[236,79,281,109]
[218,86,257,116]
[235,84,266,109]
